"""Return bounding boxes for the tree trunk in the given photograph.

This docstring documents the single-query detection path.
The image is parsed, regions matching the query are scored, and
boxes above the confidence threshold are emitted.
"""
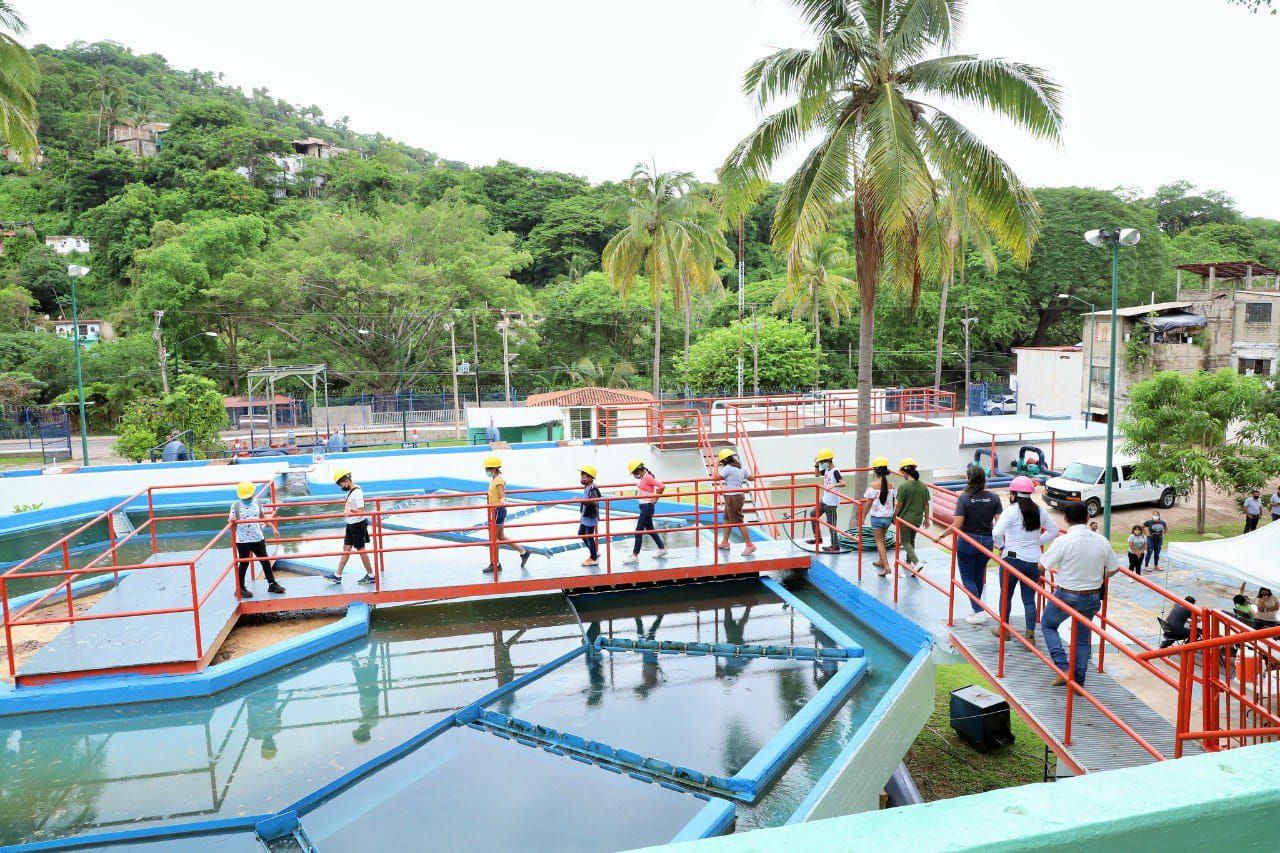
[653,298,662,398]
[934,268,951,391]
[683,285,691,368]
[814,289,822,392]
[227,323,240,394]
[1197,475,1206,535]
[855,294,875,493]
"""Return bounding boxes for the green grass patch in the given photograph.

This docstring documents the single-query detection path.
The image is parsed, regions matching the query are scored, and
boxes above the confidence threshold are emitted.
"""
[0,454,44,470]
[1107,519,1264,551]
[903,663,1050,801]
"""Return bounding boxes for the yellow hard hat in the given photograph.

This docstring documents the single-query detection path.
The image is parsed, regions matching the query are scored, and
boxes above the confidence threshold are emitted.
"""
[872,456,890,468]
[899,458,918,469]
[717,448,736,463]
[815,448,835,463]
[236,481,255,500]
[580,464,597,479]
[483,455,502,469]
[333,468,352,484]
[626,458,645,474]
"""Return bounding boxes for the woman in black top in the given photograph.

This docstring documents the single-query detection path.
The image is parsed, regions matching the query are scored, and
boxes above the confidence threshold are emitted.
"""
[1143,511,1168,571]
[949,466,1003,624]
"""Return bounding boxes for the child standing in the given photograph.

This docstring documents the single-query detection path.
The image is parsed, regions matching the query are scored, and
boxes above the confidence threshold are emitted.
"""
[483,455,530,574]
[578,464,602,567]
[716,449,756,557]
[1126,525,1147,574]
[624,459,667,564]
[864,457,896,576]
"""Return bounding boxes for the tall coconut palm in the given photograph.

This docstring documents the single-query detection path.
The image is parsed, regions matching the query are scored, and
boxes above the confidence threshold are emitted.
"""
[714,170,769,396]
[775,234,854,389]
[928,179,999,390]
[603,163,729,397]
[723,0,1060,488]
[90,67,126,145]
[0,2,39,165]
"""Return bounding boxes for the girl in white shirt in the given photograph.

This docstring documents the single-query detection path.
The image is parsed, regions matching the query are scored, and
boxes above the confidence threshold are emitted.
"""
[992,477,1059,639]
[864,459,897,577]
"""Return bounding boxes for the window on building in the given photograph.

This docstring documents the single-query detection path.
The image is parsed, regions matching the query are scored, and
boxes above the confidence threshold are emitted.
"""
[1238,358,1271,376]
[1245,302,1273,325]
[569,407,593,440]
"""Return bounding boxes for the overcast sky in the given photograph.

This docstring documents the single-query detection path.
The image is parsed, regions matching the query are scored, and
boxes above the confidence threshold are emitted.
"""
[22,0,1280,218]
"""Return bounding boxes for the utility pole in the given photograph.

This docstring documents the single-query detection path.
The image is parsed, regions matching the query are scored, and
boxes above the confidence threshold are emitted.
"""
[752,304,760,396]
[68,265,92,465]
[960,317,978,416]
[448,318,462,440]
[498,310,512,404]
[153,310,169,394]
[737,212,745,398]
[471,310,481,406]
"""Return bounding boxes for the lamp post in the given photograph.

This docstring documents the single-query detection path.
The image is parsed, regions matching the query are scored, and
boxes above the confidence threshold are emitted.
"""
[358,328,409,446]
[170,330,218,381]
[1084,228,1142,539]
[1058,293,1096,430]
[66,264,91,465]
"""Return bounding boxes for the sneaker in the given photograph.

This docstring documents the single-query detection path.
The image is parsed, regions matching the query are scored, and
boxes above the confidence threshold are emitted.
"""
[267,583,285,594]
[623,555,639,565]
[582,559,599,567]
[520,551,531,569]
[742,546,757,556]
[656,549,669,559]
[822,545,841,553]
[324,573,342,583]
[965,611,988,625]
[717,544,731,552]
[805,537,819,545]
[482,564,500,574]
[239,586,253,598]
[357,574,375,585]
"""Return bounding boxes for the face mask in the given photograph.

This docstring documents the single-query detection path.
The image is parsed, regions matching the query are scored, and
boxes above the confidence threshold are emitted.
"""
[819,462,830,472]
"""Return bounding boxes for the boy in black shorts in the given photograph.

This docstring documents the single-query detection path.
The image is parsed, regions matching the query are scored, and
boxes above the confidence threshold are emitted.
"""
[325,468,375,585]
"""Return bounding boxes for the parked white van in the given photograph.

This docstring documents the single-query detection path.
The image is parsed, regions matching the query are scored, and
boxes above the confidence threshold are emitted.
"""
[1043,454,1175,518]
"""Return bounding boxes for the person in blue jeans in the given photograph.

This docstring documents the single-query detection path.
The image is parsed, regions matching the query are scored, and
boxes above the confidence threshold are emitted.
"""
[1038,501,1120,686]
[991,476,1058,641]
[947,466,1003,625]
[1143,511,1167,571]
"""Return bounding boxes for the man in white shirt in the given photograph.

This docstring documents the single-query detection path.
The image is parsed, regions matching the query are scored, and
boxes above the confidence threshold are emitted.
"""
[1037,502,1119,686]
[1244,490,1263,533]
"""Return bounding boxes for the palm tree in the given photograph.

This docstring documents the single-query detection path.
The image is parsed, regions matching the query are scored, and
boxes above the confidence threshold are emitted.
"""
[723,0,1059,488]
[568,357,638,389]
[90,67,126,145]
[928,179,999,391]
[775,234,854,389]
[0,2,39,165]
[603,162,729,397]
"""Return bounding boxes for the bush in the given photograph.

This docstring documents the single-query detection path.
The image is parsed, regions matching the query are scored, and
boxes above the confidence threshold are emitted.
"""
[677,318,818,393]
[113,375,226,461]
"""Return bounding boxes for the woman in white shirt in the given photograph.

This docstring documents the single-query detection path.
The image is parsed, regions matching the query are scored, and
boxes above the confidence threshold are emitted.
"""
[992,476,1059,640]
[864,458,897,577]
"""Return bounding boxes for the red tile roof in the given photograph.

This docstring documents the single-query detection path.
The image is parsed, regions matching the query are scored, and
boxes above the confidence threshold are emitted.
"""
[525,386,656,407]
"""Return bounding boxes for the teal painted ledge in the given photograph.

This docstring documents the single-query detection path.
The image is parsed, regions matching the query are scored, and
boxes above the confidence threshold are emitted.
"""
[649,740,1280,852]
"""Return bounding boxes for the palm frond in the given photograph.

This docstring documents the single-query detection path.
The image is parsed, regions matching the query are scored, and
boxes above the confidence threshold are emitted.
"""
[902,55,1064,141]
[772,111,855,274]
[861,85,934,231]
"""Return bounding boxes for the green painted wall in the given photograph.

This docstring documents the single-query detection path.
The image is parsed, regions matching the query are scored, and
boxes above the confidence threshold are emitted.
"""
[467,423,564,445]
[651,741,1280,852]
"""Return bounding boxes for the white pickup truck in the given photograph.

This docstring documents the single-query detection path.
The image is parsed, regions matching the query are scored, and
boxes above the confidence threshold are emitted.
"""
[1043,455,1175,518]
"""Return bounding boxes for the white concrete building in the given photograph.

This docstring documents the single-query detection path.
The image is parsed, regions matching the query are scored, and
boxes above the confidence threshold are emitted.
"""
[45,236,90,255]
[1012,346,1083,419]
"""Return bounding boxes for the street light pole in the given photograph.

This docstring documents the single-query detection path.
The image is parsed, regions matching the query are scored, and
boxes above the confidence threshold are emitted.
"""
[960,317,978,416]
[448,318,462,440]
[67,265,91,465]
[498,311,512,404]
[752,304,759,396]
[1085,228,1142,539]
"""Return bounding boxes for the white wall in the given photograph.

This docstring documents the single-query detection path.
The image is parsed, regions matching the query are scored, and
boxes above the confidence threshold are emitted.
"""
[1014,348,1083,418]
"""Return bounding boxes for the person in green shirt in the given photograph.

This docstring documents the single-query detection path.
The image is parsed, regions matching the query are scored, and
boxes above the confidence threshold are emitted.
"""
[894,458,931,571]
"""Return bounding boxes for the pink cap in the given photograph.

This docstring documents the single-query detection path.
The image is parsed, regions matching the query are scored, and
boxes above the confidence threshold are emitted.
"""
[1009,476,1037,495]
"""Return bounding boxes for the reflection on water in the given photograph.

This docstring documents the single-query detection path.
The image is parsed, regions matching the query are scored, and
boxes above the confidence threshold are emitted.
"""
[0,578,909,846]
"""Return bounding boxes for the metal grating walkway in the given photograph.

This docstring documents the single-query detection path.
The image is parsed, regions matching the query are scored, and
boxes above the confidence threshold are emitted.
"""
[949,620,1201,774]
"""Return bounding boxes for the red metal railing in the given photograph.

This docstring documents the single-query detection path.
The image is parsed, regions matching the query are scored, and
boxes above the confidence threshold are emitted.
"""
[1,478,277,677]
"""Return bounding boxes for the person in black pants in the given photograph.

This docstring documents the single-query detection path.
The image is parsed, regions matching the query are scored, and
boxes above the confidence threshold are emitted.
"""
[1143,511,1167,571]
[577,464,602,567]
[229,482,285,598]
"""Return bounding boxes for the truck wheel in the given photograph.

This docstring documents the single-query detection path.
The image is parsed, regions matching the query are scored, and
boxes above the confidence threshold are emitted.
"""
[1085,498,1102,518]
[1159,489,1175,509]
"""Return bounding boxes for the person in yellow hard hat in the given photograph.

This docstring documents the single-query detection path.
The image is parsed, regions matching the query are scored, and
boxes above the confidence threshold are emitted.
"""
[809,449,844,552]
[483,455,529,574]
[864,457,896,576]
[577,464,602,567]
[624,459,667,564]
[325,469,375,586]
[894,458,930,573]
[715,449,756,557]
[228,481,285,598]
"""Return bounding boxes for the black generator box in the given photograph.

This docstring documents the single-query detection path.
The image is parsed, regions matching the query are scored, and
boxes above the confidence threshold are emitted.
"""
[950,684,1014,751]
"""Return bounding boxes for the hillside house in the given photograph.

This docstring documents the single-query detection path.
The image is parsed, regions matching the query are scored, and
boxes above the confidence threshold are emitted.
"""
[108,122,169,157]
[525,387,657,440]
[44,235,91,255]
